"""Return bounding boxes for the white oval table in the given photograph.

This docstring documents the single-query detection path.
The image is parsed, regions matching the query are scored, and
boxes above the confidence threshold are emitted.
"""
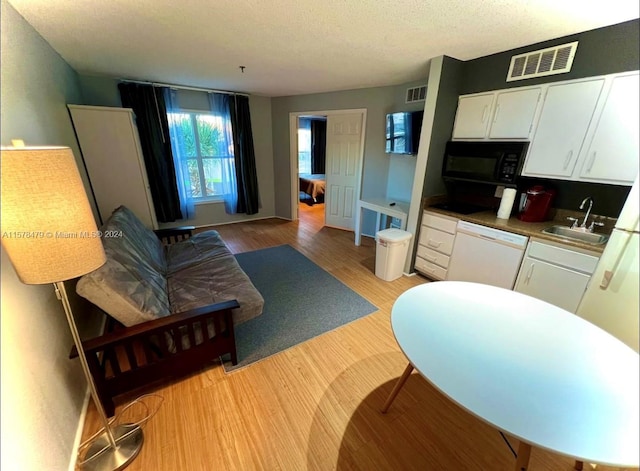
[381,281,639,471]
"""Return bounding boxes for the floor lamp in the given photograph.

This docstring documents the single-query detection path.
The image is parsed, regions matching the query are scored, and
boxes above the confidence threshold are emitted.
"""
[1,146,143,471]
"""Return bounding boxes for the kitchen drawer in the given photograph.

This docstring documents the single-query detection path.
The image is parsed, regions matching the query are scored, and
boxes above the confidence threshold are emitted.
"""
[528,240,599,274]
[415,257,447,280]
[422,211,457,234]
[418,227,456,255]
[416,245,450,269]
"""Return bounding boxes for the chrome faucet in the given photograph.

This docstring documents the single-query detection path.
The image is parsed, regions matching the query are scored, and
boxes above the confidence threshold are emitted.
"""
[579,196,593,229]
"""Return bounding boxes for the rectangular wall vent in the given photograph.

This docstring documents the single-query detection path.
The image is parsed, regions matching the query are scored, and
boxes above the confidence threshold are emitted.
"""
[507,41,578,82]
[406,85,427,103]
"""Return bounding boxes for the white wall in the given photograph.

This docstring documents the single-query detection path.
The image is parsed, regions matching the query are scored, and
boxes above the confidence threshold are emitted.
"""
[1,2,94,470]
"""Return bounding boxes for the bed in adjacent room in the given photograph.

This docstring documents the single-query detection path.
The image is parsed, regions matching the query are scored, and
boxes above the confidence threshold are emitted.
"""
[299,173,325,203]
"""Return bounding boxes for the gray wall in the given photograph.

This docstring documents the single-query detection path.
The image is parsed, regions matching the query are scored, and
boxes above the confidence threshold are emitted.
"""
[421,56,465,198]
[1,1,97,470]
[404,20,639,273]
[75,75,277,228]
[402,56,467,272]
[424,19,639,218]
[270,79,428,227]
[462,19,639,94]
[387,82,427,202]
[80,74,430,233]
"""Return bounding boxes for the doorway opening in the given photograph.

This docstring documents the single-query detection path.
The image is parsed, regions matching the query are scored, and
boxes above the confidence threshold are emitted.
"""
[297,115,327,207]
[289,109,367,231]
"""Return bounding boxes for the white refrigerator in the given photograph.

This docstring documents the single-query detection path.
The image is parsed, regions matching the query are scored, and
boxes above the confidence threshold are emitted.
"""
[576,174,639,352]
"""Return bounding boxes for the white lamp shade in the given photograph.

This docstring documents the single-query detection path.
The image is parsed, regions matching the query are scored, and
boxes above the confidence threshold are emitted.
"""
[1,146,106,284]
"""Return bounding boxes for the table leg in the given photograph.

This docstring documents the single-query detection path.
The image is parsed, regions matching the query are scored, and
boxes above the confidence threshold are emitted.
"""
[399,214,407,231]
[355,206,363,246]
[381,363,414,413]
[514,441,532,471]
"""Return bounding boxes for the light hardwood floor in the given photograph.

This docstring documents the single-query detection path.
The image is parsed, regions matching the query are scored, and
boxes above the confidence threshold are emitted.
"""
[79,203,630,471]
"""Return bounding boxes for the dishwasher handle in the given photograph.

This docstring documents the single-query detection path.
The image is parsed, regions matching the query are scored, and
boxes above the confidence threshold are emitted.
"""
[456,220,529,249]
[477,234,497,242]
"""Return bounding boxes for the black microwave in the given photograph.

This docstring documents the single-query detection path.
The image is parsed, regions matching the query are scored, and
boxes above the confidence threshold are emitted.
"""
[441,141,529,186]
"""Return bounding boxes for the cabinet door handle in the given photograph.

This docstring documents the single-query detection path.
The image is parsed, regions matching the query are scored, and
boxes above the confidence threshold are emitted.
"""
[562,150,573,170]
[493,105,501,124]
[481,105,488,123]
[586,151,597,173]
[425,254,437,262]
[427,239,442,248]
[525,263,535,284]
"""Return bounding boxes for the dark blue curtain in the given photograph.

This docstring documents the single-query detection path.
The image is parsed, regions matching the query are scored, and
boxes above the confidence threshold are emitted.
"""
[118,82,183,222]
[228,95,260,215]
[310,119,327,174]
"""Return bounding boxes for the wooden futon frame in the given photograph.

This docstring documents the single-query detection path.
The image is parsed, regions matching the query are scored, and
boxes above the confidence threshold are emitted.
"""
[71,226,239,417]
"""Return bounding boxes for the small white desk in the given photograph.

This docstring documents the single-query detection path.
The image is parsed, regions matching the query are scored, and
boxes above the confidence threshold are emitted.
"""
[354,197,410,246]
[382,282,639,471]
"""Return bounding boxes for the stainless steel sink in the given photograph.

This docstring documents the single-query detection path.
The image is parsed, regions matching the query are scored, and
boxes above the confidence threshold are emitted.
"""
[542,225,609,245]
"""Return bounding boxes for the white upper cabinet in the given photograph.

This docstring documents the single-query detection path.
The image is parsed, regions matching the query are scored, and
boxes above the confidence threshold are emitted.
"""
[451,93,495,139]
[522,71,639,186]
[488,88,542,139]
[452,87,541,140]
[522,78,605,178]
[577,72,639,185]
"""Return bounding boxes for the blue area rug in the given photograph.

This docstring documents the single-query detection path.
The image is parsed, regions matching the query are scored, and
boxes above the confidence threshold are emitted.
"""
[222,244,378,372]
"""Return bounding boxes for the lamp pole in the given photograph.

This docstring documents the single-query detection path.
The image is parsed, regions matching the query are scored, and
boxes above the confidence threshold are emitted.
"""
[1,146,143,471]
[56,281,118,449]
[56,282,143,471]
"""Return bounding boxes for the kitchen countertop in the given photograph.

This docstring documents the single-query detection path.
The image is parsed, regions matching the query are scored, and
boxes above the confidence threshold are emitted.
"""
[423,205,607,254]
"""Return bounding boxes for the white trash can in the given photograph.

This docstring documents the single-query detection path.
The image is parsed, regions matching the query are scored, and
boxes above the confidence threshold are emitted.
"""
[375,228,412,281]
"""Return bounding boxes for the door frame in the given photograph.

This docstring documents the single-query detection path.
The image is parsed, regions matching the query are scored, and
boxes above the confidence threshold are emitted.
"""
[288,108,367,222]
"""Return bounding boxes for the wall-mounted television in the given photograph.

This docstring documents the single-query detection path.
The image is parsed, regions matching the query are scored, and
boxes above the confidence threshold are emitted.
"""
[385,111,424,155]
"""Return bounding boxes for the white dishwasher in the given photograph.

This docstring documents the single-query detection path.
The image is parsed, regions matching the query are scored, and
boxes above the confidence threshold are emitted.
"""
[447,221,528,289]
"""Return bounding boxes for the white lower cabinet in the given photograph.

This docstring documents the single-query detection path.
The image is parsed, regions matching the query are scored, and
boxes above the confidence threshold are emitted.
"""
[414,211,458,280]
[514,239,600,313]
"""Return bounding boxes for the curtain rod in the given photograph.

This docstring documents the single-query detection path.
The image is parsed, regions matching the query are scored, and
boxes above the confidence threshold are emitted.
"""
[119,79,249,97]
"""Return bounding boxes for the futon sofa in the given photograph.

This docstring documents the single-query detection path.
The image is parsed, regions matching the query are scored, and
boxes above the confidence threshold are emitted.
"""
[75,205,264,416]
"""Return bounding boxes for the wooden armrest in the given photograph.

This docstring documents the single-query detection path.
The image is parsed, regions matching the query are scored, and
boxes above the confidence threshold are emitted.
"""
[154,226,195,240]
[70,299,240,358]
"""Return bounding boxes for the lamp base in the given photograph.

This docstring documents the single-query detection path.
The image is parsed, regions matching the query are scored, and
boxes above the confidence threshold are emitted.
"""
[81,424,144,471]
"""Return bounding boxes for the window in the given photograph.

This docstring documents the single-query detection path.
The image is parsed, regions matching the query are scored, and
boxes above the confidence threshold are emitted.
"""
[386,113,407,153]
[297,118,311,174]
[167,111,234,200]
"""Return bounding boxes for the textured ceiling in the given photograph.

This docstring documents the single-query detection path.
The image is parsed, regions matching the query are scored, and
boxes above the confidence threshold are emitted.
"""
[7,0,639,97]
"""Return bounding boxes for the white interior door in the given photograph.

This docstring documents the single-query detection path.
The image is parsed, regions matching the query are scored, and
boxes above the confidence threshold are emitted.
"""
[324,112,364,231]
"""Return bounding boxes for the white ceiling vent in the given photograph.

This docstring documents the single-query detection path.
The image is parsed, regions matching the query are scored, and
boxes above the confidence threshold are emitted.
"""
[506,41,578,82]
[406,85,427,103]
